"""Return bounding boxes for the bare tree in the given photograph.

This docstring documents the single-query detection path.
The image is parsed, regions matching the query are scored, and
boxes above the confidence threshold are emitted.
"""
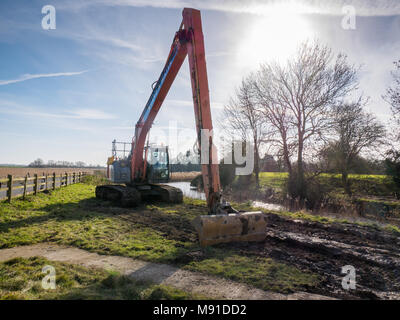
[29,158,44,168]
[329,99,386,195]
[220,75,267,187]
[75,161,86,168]
[385,60,400,117]
[253,40,359,199]
[384,60,400,139]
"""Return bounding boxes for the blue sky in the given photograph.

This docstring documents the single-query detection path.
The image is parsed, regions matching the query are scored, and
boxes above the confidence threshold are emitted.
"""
[0,0,399,165]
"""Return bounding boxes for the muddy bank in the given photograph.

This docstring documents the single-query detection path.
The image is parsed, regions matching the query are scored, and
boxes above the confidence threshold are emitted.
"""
[230,212,400,299]
[223,184,400,228]
[164,181,400,299]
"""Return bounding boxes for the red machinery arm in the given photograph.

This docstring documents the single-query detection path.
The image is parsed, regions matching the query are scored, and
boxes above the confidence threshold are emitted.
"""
[131,8,222,212]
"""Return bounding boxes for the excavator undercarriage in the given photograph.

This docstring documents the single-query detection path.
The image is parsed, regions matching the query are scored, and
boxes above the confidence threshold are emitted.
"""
[95,184,183,207]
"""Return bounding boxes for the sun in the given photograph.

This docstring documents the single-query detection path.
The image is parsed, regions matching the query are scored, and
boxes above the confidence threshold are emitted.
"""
[237,10,312,70]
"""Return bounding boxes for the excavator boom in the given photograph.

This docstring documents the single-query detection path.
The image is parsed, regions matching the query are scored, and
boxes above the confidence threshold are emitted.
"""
[131,8,221,212]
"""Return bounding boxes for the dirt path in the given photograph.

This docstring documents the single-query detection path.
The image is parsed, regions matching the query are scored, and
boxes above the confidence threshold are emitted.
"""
[0,243,333,300]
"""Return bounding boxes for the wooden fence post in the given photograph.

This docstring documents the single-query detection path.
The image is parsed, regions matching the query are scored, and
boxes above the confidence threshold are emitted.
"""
[78,172,81,182]
[60,174,63,187]
[73,172,76,184]
[7,174,13,203]
[65,172,68,186]
[23,175,28,200]
[45,174,48,190]
[34,174,38,195]
[53,172,56,190]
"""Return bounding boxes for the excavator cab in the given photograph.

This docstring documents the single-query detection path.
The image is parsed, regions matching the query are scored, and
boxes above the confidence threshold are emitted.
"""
[145,146,170,183]
[109,158,131,183]
[107,143,170,184]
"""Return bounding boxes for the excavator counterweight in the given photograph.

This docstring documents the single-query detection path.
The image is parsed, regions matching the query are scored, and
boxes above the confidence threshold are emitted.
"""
[96,8,267,246]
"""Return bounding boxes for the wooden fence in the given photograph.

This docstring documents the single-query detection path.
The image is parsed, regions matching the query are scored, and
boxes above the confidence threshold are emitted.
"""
[0,172,88,202]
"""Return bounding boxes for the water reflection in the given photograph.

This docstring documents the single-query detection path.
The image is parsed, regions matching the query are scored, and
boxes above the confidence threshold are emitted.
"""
[166,182,206,200]
[251,201,285,211]
[167,182,285,211]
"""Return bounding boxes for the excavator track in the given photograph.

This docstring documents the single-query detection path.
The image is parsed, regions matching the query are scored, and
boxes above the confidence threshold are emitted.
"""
[151,184,183,204]
[121,186,142,207]
[95,185,141,207]
[95,184,182,207]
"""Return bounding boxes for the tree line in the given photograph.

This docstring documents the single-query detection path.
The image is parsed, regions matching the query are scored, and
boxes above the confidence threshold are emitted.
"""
[170,150,201,172]
[220,40,400,201]
[28,158,104,168]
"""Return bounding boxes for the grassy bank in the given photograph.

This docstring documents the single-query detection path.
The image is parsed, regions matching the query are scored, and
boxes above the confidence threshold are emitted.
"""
[0,257,201,300]
[257,172,397,196]
[0,182,320,295]
[230,172,400,217]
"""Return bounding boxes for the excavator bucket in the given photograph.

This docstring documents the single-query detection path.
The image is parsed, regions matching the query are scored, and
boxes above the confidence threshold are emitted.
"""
[192,212,268,247]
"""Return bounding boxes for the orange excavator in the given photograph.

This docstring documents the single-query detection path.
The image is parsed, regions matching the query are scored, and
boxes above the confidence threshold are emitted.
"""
[96,8,266,246]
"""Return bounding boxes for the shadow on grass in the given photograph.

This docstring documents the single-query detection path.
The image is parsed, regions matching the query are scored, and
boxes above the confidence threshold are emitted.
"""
[56,274,190,300]
[0,198,108,232]
[0,196,199,244]
[125,263,178,285]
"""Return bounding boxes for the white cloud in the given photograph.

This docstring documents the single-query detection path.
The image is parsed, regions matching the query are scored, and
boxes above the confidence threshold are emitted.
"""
[164,99,193,107]
[62,30,165,69]
[70,109,116,120]
[59,0,400,17]
[0,99,115,120]
[211,102,225,110]
[0,70,88,86]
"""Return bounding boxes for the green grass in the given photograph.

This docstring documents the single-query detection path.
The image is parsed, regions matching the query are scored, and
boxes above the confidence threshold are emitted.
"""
[0,182,321,294]
[358,197,400,207]
[81,174,110,186]
[185,248,320,294]
[258,172,288,189]
[0,185,193,263]
[0,257,202,300]
[258,172,396,195]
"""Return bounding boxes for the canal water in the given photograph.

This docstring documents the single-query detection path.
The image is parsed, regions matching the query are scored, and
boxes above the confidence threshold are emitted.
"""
[166,181,285,211]
[166,182,206,200]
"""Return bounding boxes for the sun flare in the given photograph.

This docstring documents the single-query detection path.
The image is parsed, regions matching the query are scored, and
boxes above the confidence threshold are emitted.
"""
[237,10,312,69]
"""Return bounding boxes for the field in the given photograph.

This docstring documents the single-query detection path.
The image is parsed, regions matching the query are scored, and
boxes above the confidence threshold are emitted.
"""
[0,167,106,178]
[1,178,400,299]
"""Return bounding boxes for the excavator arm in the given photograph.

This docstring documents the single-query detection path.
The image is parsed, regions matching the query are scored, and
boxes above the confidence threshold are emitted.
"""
[131,8,221,213]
